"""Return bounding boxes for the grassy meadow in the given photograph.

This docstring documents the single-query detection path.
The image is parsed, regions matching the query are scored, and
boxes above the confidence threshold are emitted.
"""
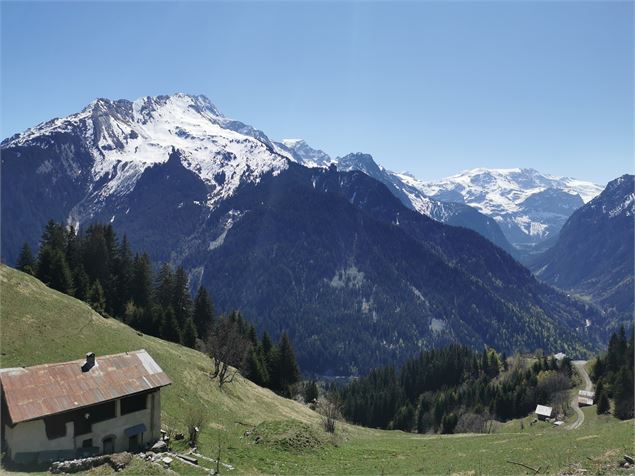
[0,265,632,475]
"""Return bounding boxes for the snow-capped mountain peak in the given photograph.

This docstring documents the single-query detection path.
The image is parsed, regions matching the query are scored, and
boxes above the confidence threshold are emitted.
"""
[417,167,604,246]
[276,138,333,168]
[3,93,291,212]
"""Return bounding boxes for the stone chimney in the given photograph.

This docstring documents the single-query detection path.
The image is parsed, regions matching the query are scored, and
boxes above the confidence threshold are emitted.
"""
[81,352,96,372]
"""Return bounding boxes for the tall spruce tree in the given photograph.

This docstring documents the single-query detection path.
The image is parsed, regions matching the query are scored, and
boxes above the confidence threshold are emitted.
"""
[273,332,301,394]
[304,380,319,403]
[596,390,610,415]
[83,225,112,289]
[37,247,74,294]
[245,346,270,387]
[155,263,175,310]
[88,280,106,313]
[112,235,133,317]
[40,220,66,252]
[131,253,153,308]
[181,317,198,348]
[65,226,81,270]
[73,265,90,301]
[16,242,35,275]
[193,287,215,338]
[172,266,193,325]
[613,366,634,420]
[160,307,181,343]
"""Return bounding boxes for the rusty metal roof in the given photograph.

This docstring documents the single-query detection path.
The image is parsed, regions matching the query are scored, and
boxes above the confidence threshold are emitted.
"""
[0,350,171,424]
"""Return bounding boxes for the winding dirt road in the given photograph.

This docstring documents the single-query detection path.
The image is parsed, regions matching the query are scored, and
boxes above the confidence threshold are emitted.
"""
[568,360,592,430]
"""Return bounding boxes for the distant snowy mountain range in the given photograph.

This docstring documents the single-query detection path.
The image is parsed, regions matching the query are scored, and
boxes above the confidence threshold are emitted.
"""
[280,139,603,251]
[0,93,611,373]
[2,92,601,258]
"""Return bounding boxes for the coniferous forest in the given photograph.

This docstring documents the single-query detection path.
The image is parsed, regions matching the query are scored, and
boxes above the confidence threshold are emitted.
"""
[16,220,300,396]
[15,220,633,432]
[337,345,574,434]
[591,326,634,420]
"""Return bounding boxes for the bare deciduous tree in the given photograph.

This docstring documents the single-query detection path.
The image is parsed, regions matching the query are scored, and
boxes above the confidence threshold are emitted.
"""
[204,317,251,389]
[317,395,342,434]
[184,406,207,448]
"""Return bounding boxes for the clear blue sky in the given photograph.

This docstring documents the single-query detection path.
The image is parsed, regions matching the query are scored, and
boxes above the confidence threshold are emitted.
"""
[1,1,633,184]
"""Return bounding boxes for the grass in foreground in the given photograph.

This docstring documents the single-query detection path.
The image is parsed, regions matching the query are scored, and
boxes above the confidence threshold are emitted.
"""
[1,265,632,475]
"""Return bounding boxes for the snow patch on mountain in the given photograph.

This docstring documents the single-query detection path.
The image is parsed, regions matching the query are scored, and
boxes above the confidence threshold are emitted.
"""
[4,93,291,209]
[277,139,333,168]
[413,168,603,245]
[419,168,602,214]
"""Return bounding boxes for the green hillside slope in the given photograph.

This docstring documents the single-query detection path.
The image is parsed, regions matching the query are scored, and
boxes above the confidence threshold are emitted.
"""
[1,265,631,475]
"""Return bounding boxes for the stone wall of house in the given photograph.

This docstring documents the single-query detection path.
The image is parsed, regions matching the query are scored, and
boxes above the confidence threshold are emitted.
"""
[6,391,162,464]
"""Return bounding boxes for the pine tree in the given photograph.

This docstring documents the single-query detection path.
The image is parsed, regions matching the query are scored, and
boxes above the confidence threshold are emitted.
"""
[88,280,106,313]
[140,305,159,336]
[273,332,300,394]
[16,242,35,275]
[155,263,175,310]
[73,265,90,302]
[112,235,133,317]
[607,326,627,373]
[83,225,112,288]
[193,287,215,338]
[65,226,82,270]
[172,266,192,325]
[244,346,270,387]
[596,390,610,415]
[262,331,273,355]
[37,247,74,294]
[160,307,182,343]
[416,395,432,433]
[613,365,634,420]
[592,356,606,381]
[390,402,415,431]
[124,301,141,327]
[131,254,153,308]
[595,379,604,397]
[181,317,198,348]
[36,246,55,285]
[40,220,66,252]
[304,380,319,403]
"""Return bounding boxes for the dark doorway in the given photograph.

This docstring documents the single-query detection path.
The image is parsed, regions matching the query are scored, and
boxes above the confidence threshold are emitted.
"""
[128,434,139,452]
[103,436,115,454]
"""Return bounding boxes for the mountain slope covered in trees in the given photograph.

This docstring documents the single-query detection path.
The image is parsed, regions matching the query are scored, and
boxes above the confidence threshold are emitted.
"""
[532,175,634,329]
[182,164,602,375]
[17,220,302,396]
[2,94,605,376]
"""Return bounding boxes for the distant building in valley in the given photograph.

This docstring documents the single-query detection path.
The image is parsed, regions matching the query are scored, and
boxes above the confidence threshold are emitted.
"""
[0,350,171,465]
[578,390,595,406]
[535,404,553,420]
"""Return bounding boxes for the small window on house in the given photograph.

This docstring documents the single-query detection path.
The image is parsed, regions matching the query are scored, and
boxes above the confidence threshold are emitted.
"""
[82,438,93,448]
[44,414,67,439]
[120,393,147,415]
